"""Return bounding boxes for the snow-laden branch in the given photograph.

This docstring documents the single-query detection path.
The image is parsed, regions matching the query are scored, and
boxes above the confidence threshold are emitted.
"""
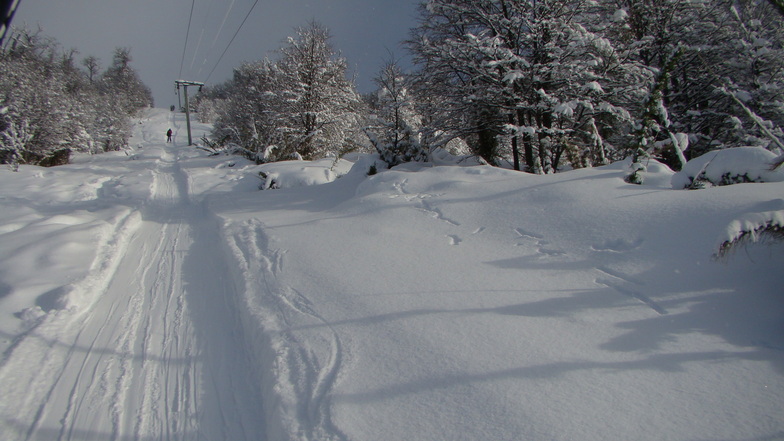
[716,209,784,257]
[720,86,784,169]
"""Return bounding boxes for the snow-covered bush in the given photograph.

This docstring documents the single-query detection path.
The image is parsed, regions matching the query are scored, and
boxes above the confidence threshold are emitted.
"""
[671,147,784,189]
[366,124,428,168]
[0,106,29,170]
[255,157,354,190]
[716,209,784,258]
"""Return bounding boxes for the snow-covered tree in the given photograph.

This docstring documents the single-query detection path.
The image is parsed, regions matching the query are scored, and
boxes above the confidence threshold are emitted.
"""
[205,22,365,163]
[273,22,363,160]
[364,60,428,167]
[608,0,784,162]
[0,28,153,165]
[715,1,784,153]
[210,60,281,162]
[99,47,153,115]
[409,0,645,172]
[81,55,100,83]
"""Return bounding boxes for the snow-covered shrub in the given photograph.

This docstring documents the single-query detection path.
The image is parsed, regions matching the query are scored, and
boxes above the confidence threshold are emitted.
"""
[671,147,784,189]
[258,171,280,190]
[344,154,389,177]
[625,159,647,185]
[254,157,354,190]
[716,209,784,258]
[0,107,29,170]
[367,125,428,168]
[198,134,231,156]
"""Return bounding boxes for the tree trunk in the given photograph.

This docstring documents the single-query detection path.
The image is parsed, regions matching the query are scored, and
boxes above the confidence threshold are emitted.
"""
[509,113,520,171]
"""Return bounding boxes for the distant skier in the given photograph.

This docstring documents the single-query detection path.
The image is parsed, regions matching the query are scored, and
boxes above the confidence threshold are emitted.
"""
[166,128,172,143]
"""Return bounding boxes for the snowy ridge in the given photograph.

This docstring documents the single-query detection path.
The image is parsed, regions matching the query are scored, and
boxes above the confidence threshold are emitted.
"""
[65,208,143,313]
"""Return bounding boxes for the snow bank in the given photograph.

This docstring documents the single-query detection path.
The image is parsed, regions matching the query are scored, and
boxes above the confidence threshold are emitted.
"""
[255,157,355,189]
[672,146,784,189]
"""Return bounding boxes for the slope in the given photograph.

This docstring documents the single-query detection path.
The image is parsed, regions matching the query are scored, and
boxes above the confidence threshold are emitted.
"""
[0,108,782,441]
[208,159,784,441]
[0,109,265,440]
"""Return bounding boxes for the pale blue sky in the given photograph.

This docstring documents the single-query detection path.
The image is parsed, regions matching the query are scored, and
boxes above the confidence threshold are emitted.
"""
[13,0,420,106]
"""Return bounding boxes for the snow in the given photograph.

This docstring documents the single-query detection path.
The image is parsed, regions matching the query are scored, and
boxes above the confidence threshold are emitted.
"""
[672,146,784,188]
[612,8,628,22]
[583,81,604,94]
[1,109,783,441]
[255,157,354,190]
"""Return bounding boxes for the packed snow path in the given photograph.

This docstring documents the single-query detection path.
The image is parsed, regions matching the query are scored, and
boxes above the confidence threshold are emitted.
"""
[0,111,265,440]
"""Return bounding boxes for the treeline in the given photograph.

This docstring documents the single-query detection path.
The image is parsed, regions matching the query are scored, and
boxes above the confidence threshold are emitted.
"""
[200,0,783,173]
[0,28,153,168]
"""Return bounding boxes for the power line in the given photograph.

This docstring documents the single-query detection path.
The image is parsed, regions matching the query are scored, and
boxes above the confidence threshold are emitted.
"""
[178,0,197,78]
[196,0,236,77]
[207,0,236,54]
[204,0,260,82]
[189,0,218,71]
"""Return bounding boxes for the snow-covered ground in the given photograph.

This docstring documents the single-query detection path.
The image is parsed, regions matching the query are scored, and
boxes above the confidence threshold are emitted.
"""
[1,109,782,441]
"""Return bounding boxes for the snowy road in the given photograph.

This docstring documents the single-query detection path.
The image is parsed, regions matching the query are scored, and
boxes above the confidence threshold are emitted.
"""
[0,111,265,440]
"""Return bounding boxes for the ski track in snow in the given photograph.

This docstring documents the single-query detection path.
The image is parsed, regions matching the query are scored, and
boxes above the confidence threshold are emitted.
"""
[222,219,347,441]
[0,110,265,441]
[594,269,667,315]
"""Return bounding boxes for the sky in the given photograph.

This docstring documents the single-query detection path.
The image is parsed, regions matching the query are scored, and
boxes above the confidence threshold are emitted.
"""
[12,0,422,107]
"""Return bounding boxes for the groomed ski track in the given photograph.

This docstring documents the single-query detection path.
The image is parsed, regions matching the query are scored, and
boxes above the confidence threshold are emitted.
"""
[0,110,267,440]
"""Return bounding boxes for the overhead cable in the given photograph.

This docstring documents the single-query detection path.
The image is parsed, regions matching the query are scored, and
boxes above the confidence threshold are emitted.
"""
[205,0,260,82]
[178,0,197,78]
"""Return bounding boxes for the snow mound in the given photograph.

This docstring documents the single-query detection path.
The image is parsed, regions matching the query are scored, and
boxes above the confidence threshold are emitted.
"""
[672,147,784,189]
[429,147,486,166]
[255,157,354,189]
[717,199,784,254]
